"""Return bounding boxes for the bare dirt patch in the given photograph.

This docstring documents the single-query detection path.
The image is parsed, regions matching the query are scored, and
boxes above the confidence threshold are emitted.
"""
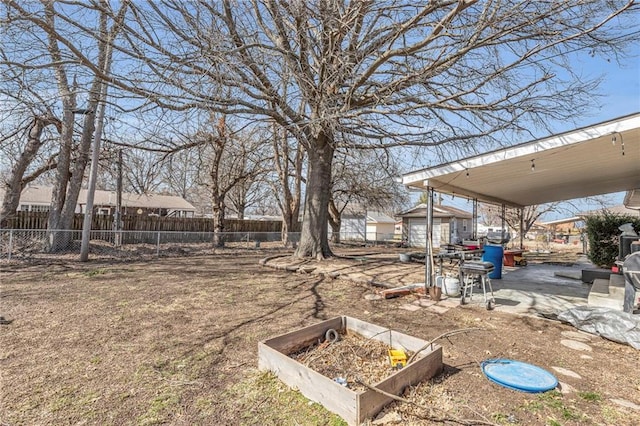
[1,248,639,425]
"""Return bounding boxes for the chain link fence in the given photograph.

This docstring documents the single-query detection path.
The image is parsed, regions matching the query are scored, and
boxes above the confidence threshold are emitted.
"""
[330,231,399,245]
[0,229,301,262]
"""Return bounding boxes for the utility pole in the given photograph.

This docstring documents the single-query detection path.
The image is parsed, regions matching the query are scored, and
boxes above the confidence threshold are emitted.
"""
[114,148,123,246]
[79,94,106,262]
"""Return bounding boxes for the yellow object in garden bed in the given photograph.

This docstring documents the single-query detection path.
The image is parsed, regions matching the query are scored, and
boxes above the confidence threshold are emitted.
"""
[388,349,407,368]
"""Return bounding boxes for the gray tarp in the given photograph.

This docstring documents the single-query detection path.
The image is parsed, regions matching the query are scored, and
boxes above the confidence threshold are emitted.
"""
[558,306,640,350]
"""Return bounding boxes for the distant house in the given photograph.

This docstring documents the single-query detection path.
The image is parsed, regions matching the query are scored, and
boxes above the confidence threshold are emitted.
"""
[338,208,366,241]
[398,204,473,248]
[584,205,640,217]
[365,211,396,241]
[332,208,397,242]
[1,185,196,218]
[539,204,640,244]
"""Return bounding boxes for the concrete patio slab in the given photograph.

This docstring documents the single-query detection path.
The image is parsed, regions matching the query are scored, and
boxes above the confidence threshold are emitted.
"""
[262,251,595,318]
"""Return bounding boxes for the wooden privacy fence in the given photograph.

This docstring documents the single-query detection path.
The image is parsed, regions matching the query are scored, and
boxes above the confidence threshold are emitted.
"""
[3,211,297,233]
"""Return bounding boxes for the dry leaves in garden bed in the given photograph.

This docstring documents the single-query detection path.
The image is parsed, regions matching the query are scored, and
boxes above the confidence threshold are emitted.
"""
[289,330,415,392]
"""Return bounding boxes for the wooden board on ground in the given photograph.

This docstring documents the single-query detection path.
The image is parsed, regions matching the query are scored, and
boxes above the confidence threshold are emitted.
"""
[258,316,443,426]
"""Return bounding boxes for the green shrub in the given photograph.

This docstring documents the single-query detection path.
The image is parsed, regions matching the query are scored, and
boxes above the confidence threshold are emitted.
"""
[585,213,640,267]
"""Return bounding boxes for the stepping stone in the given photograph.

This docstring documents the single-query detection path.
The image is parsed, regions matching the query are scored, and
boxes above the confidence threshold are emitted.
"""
[610,399,640,411]
[558,381,577,394]
[552,366,582,379]
[399,304,421,312]
[373,411,403,424]
[437,299,460,308]
[561,330,593,341]
[560,339,592,351]
[425,305,450,314]
[415,299,437,308]
[364,294,383,301]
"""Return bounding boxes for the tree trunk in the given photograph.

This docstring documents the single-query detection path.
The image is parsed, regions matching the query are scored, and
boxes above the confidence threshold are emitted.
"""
[0,115,59,227]
[272,122,303,249]
[328,199,341,244]
[329,219,341,244]
[212,195,225,248]
[48,107,97,252]
[281,216,292,247]
[281,206,300,248]
[236,203,245,220]
[46,109,75,252]
[295,133,334,259]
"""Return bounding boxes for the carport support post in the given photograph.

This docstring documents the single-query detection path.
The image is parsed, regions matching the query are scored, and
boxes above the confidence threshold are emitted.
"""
[8,229,12,261]
[519,208,524,249]
[424,188,435,293]
[501,204,506,244]
[472,199,478,240]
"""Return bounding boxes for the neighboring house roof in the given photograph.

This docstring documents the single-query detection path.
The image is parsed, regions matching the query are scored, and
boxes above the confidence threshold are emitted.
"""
[0,186,53,206]
[239,215,283,221]
[101,191,195,211]
[529,222,550,231]
[398,204,472,219]
[338,204,396,220]
[539,217,583,227]
[366,211,395,224]
[624,189,640,210]
[580,205,640,217]
[1,185,196,211]
[540,204,640,226]
[0,186,52,206]
[339,204,367,216]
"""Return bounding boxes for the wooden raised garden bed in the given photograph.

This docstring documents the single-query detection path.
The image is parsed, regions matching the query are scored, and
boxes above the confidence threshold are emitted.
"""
[258,316,443,425]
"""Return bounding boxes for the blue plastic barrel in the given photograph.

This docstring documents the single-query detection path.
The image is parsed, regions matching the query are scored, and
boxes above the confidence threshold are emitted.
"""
[482,244,504,279]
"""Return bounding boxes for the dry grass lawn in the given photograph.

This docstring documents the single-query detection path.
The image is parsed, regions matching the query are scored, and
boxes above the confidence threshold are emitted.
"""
[1,249,639,425]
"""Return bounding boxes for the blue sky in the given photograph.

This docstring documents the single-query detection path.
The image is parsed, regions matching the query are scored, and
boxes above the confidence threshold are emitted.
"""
[558,51,640,131]
[542,48,639,217]
[414,49,639,220]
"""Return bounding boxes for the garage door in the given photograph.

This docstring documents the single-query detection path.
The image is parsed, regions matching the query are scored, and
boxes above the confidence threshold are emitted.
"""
[408,218,441,248]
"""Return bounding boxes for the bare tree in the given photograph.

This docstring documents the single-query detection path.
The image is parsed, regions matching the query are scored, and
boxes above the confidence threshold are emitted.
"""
[0,115,61,226]
[500,196,613,242]
[5,1,635,259]
[107,0,635,259]
[194,116,271,247]
[4,1,129,251]
[224,130,272,219]
[271,124,305,246]
[328,150,408,243]
[122,149,166,195]
[0,29,62,224]
[164,149,200,200]
[479,202,560,234]
[226,176,271,220]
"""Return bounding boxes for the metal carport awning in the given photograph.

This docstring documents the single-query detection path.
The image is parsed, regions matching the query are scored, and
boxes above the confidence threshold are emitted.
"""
[403,112,640,292]
[402,113,640,208]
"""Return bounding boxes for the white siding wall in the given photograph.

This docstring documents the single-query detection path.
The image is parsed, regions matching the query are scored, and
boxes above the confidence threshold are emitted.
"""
[408,218,441,248]
[339,217,366,241]
[366,223,395,241]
